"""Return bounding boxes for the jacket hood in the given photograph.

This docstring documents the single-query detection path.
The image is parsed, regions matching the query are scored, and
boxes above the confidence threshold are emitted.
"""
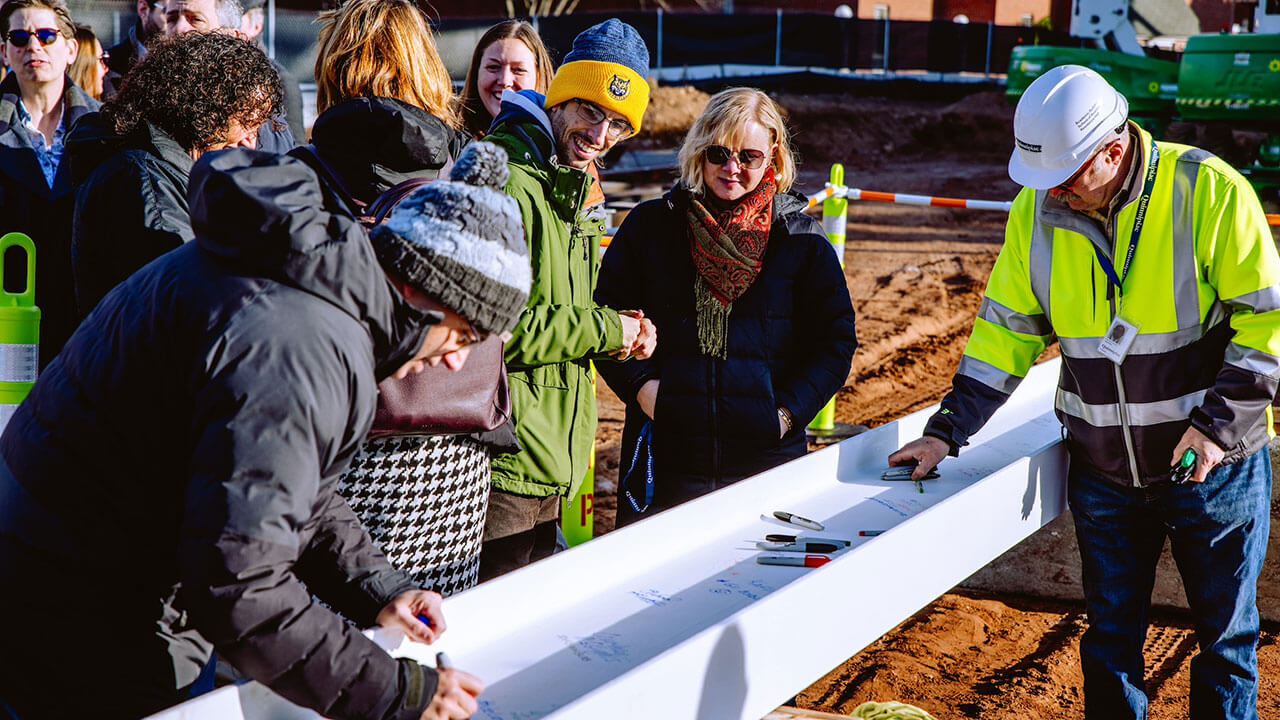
[65,114,194,189]
[189,149,434,377]
[64,111,121,187]
[0,72,97,137]
[0,73,99,195]
[489,89,555,167]
[310,96,456,204]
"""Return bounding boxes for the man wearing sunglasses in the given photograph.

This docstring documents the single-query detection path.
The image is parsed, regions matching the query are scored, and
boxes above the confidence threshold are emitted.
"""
[480,19,656,579]
[891,65,1280,720]
[0,0,98,370]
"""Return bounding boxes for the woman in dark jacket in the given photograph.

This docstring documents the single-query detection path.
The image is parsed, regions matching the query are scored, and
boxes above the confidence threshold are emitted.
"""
[596,87,858,527]
[310,0,504,598]
[68,32,280,319]
[0,0,98,368]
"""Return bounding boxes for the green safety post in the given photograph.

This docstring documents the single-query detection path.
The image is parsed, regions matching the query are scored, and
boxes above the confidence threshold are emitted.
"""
[0,232,39,433]
[561,363,595,546]
[807,166,865,445]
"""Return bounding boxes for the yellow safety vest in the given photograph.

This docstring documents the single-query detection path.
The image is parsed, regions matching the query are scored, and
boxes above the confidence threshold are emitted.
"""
[930,124,1280,486]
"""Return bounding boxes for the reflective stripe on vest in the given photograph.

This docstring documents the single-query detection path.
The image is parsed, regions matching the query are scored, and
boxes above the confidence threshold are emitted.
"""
[956,355,1022,394]
[977,297,1053,337]
[1056,387,1207,427]
[1171,149,1211,330]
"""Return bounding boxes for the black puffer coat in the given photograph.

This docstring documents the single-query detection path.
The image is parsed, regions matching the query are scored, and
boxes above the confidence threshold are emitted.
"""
[304,95,469,206]
[68,113,195,318]
[0,73,98,367]
[596,186,857,522]
[0,150,439,720]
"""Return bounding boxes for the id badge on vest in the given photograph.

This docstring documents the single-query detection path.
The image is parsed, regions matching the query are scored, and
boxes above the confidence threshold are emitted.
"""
[1098,316,1140,364]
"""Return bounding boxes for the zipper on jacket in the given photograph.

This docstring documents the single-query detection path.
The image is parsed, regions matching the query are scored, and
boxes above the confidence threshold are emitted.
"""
[563,190,592,488]
[1109,293,1143,487]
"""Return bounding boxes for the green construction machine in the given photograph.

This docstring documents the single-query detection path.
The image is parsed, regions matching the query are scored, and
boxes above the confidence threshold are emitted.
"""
[1007,0,1280,204]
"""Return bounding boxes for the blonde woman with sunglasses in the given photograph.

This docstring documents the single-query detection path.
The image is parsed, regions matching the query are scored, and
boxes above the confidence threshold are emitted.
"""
[0,0,97,368]
[595,87,858,526]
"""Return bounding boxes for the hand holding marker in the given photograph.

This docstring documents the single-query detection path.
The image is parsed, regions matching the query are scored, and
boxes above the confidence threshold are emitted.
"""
[882,464,938,493]
[1171,448,1197,484]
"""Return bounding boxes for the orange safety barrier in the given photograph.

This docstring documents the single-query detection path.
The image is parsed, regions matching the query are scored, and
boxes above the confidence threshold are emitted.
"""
[806,185,1013,213]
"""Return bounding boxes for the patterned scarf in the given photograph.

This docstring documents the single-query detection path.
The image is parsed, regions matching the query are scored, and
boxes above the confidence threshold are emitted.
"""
[685,168,777,358]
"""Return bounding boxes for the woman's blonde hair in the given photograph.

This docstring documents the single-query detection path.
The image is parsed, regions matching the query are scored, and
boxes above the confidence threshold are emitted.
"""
[314,0,460,127]
[460,20,554,138]
[68,25,101,100]
[677,87,796,196]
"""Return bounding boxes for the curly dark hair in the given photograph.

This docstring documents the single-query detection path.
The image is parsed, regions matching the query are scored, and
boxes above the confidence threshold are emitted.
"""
[102,32,282,152]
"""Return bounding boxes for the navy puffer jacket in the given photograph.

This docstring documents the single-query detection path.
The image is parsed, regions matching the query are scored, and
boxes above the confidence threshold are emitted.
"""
[596,186,856,522]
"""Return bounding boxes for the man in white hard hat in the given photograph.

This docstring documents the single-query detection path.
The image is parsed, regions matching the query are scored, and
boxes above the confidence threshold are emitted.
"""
[891,64,1280,719]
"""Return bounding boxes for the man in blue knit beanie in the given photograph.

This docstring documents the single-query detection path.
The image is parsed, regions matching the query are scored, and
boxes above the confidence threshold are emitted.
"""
[480,19,657,579]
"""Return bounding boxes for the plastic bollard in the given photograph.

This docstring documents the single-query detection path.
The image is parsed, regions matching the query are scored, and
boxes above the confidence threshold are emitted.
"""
[0,233,39,434]
[809,165,847,435]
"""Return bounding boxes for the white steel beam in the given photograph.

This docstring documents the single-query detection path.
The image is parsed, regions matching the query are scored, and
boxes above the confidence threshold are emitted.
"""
[148,358,1068,720]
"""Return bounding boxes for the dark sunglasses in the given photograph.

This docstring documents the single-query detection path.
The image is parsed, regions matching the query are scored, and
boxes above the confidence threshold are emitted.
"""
[705,145,768,170]
[6,28,61,48]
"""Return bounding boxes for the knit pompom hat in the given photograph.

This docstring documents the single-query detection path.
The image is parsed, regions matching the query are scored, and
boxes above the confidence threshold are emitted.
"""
[370,142,531,337]
[544,19,651,134]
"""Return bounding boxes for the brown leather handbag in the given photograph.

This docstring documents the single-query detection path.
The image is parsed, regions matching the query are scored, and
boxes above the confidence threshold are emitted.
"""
[370,336,511,437]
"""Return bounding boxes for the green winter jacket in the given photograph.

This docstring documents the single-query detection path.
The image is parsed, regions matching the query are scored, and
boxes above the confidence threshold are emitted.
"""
[486,94,625,498]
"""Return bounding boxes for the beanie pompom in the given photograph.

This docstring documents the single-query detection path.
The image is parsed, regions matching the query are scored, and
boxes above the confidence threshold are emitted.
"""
[451,141,510,191]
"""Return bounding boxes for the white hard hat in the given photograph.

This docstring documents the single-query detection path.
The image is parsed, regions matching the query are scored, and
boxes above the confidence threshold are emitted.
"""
[1008,64,1128,189]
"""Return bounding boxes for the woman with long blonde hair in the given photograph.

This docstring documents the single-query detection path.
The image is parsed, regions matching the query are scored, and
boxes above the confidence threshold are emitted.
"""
[595,87,858,527]
[314,0,460,126]
[308,0,510,599]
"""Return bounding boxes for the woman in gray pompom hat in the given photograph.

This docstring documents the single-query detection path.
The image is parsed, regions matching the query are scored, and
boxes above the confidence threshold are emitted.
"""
[337,139,531,604]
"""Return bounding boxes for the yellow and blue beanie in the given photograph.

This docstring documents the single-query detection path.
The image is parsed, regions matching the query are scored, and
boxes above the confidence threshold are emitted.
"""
[544,19,651,134]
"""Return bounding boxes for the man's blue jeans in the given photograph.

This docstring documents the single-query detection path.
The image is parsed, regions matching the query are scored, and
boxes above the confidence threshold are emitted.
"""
[1068,446,1271,720]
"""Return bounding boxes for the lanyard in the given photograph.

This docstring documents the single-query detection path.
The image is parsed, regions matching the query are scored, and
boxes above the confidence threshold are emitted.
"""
[1089,141,1159,300]
[622,421,654,513]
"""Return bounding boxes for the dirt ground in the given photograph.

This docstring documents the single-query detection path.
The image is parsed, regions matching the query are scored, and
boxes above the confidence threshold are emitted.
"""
[589,85,1280,719]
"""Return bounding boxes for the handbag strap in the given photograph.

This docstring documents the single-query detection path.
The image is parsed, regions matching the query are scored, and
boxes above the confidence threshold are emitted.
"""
[368,152,453,224]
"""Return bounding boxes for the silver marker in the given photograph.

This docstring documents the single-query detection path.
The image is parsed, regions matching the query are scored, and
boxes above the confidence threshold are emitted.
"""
[773,510,824,531]
[756,540,841,553]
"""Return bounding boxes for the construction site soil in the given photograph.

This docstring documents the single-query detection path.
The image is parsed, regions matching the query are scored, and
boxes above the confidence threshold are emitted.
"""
[588,85,1280,719]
